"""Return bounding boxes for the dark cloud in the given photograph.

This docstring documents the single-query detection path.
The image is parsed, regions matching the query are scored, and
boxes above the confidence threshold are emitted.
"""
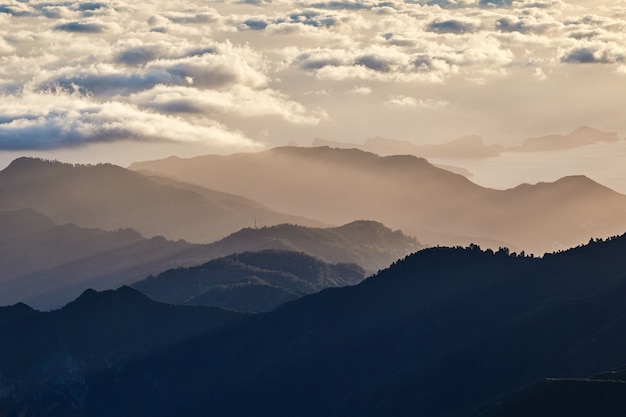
[0,4,32,17]
[78,2,106,11]
[49,71,174,97]
[427,19,479,34]
[561,47,624,64]
[163,12,217,24]
[479,0,513,7]
[116,47,159,66]
[308,1,369,10]
[495,17,530,33]
[55,21,108,33]
[297,54,343,70]
[242,18,268,30]
[355,55,391,72]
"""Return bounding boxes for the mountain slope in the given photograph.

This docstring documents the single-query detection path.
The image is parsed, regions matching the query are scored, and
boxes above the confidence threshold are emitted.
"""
[509,126,621,152]
[0,157,321,244]
[0,287,246,416]
[64,233,626,417]
[477,366,626,417]
[0,209,216,309]
[131,146,626,253]
[132,250,365,312]
[203,220,422,274]
[0,209,416,309]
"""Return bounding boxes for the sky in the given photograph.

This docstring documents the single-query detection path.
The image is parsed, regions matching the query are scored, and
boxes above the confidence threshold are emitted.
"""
[1,0,626,188]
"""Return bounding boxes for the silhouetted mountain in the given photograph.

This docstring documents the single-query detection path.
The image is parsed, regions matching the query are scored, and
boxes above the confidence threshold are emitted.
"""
[509,126,621,152]
[478,366,626,417]
[0,209,219,309]
[133,250,365,312]
[0,286,246,417]
[0,157,321,244]
[3,233,625,416]
[203,220,422,274]
[131,146,626,253]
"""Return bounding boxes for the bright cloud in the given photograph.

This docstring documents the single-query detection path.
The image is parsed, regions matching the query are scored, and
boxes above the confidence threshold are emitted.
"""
[0,0,624,154]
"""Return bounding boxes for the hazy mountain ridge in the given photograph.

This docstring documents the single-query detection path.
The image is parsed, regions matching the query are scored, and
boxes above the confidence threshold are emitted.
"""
[132,250,365,312]
[0,208,216,309]
[131,146,626,254]
[0,208,417,309]
[312,126,622,158]
[509,126,621,152]
[4,233,626,416]
[0,157,321,244]
[205,220,422,274]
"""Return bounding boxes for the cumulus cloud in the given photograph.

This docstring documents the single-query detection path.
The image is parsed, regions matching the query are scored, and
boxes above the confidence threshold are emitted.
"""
[427,18,481,34]
[131,85,326,124]
[0,0,625,153]
[560,43,625,63]
[54,20,110,33]
[0,91,261,150]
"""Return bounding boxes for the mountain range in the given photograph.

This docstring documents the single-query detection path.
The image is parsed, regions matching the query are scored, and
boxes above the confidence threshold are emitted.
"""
[0,157,321,244]
[313,126,622,158]
[4,234,626,416]
[0,205,417,309]
[131,146,626,254]
[132,250,365,312]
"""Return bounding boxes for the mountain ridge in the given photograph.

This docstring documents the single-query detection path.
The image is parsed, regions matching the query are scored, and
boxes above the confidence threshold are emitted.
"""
[131,146,626,254]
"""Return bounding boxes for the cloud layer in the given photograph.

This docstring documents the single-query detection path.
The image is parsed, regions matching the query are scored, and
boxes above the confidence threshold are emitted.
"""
[0,0,625,151]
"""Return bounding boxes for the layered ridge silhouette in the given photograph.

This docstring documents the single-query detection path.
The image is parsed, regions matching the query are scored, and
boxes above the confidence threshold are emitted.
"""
[131,146,626,253]
[133,250,365,312]
[4,235,626,416]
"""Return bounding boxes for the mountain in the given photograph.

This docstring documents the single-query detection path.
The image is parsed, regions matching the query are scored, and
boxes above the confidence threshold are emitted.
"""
[312,134,503,158]
[0,209,217,309]
[0,157,321,244]
[0,208,417,309]
[132,250,365,312]
[203,220,422,274]
[478,366,626,417]
[0,286,246,416]
[509,126,621,152]
[4,233,626,416]
[131,146,626,253]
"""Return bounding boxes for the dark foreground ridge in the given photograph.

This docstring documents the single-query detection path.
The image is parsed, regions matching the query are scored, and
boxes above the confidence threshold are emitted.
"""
[4,234,626,416]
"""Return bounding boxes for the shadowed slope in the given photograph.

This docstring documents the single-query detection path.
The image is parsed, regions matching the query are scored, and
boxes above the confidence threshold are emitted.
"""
[132,250,365,312]
[0,209,216,309]
[75,233,626,417]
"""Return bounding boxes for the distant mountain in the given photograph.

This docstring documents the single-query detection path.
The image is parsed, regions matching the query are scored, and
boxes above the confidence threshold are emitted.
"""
[0,209,216,309]
[0,208,417,309]
[14,232,626,417]
[204,220,422,274]
[478,366,626,417]
[0,287,246,416]
[132,250,365,312]
[508,126,621,152]
[131,146,626,253]
[312,134,503,158]
[0,157,321,244]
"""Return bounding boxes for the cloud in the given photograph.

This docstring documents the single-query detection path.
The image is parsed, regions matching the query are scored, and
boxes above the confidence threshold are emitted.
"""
[54,21,110,33]
[427,18,481,34]
[130,85,326,124]
[0,91,261,150]
[560,43,625,64]
[384,95,417,108]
